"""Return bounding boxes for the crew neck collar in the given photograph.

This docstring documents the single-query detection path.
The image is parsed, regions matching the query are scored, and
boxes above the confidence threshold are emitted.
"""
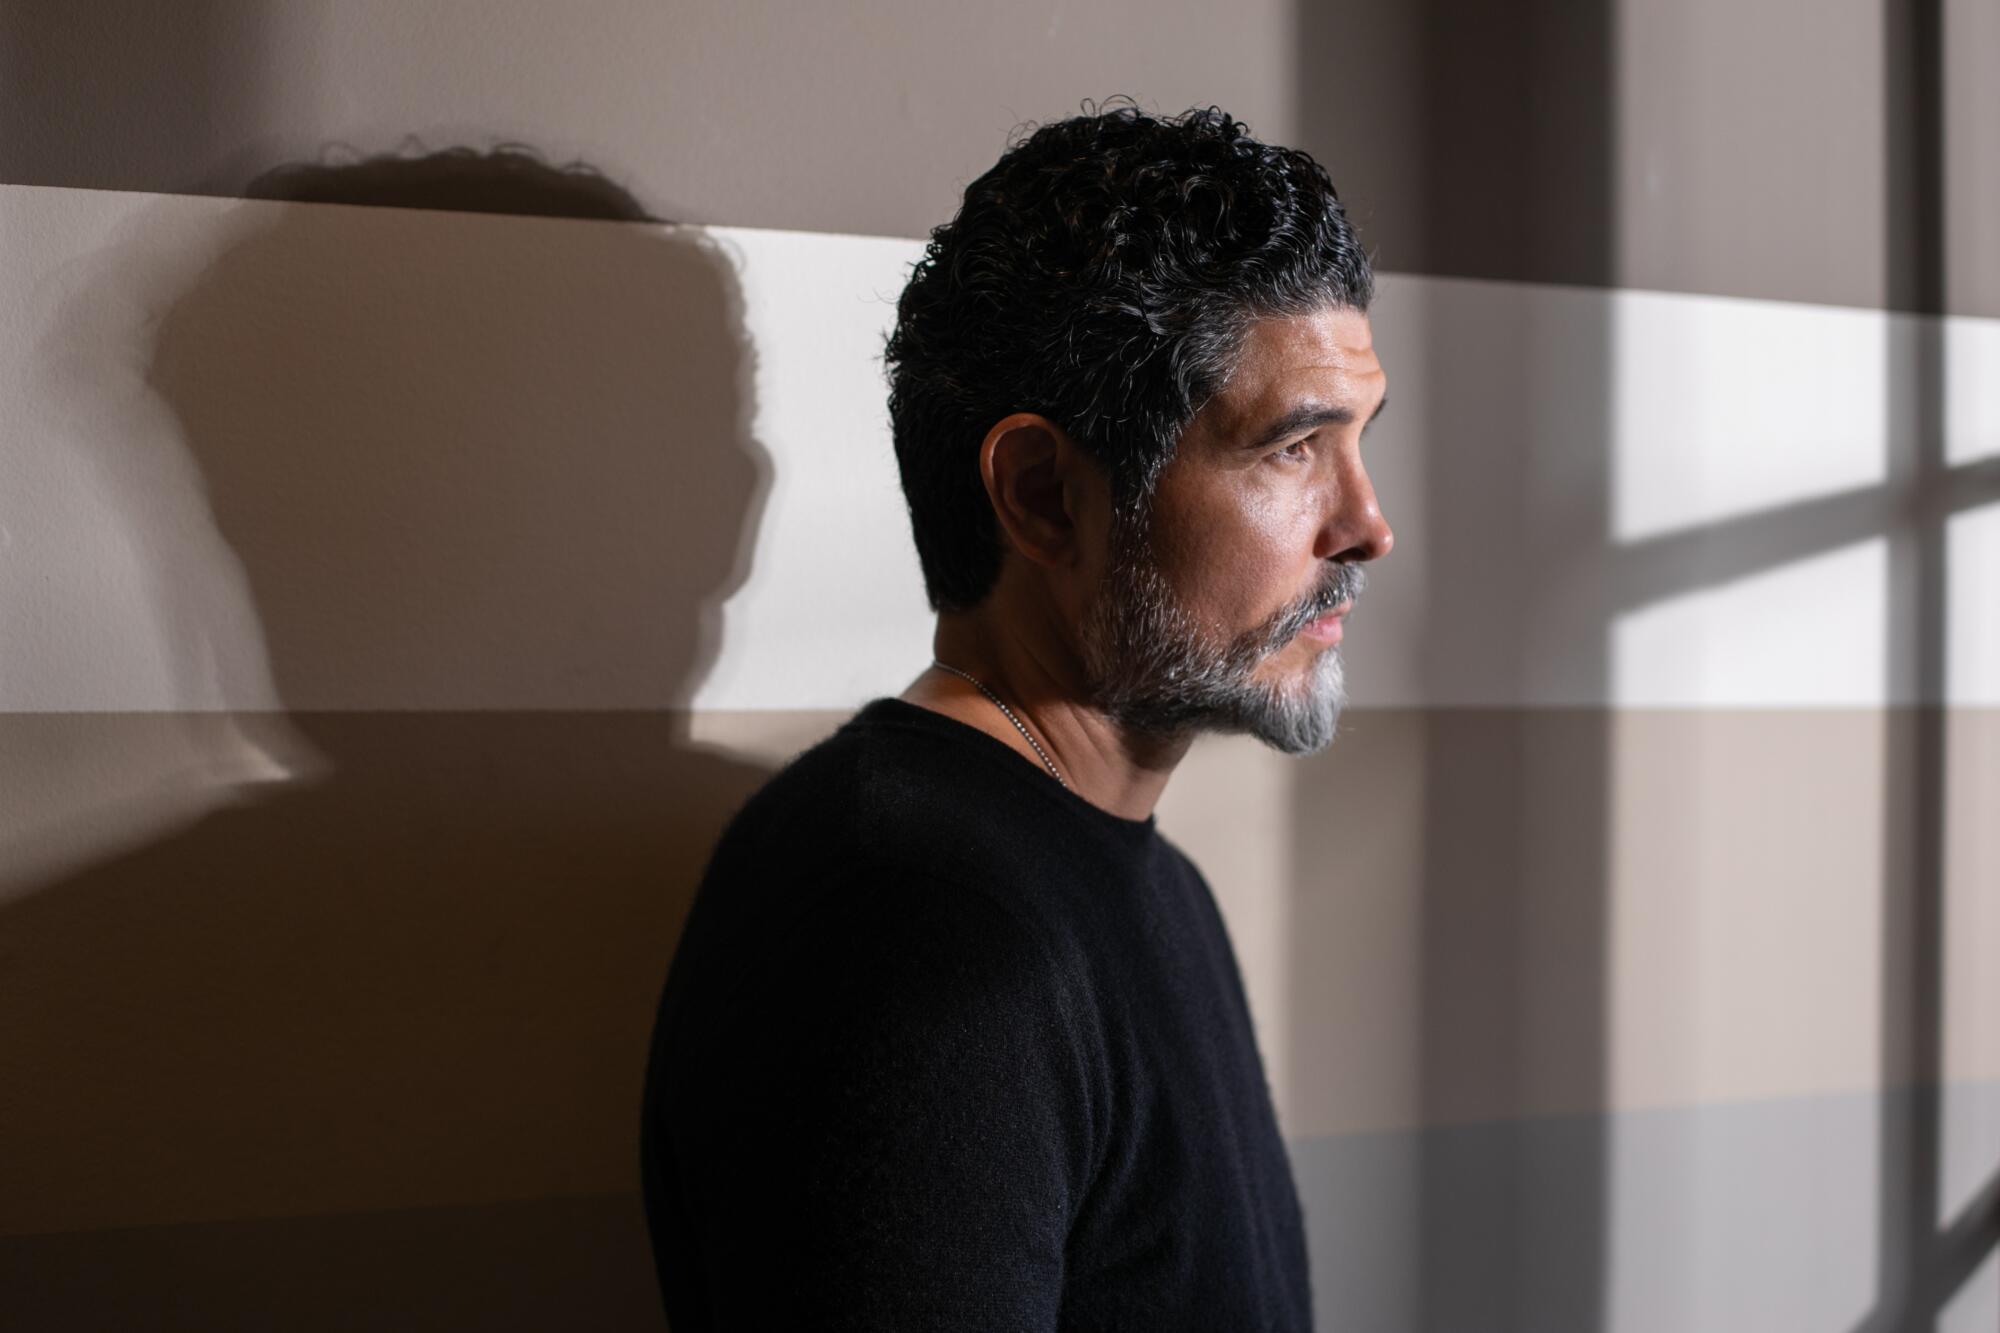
[854,696,1161,840]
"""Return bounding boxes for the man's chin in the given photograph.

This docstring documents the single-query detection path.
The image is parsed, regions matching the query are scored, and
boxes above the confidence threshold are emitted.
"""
[1242,650,1347,755]
[1241,701,1342,754]
[1079,580,1350,753]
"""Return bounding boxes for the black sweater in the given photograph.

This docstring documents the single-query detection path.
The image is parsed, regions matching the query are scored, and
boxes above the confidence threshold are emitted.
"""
[640,698,1311,1330]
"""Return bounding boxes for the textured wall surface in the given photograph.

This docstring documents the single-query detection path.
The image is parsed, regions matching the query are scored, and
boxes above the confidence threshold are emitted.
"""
[4,2,1997,1329]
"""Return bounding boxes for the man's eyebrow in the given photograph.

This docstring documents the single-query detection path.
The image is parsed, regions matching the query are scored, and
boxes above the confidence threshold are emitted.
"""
[1247,395,1389,448]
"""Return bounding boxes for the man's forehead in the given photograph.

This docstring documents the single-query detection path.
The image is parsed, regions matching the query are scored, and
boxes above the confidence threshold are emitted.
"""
[1199,307,1385,438]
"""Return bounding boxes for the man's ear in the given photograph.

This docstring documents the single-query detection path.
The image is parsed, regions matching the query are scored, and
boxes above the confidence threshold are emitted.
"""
[978,413,1101,571]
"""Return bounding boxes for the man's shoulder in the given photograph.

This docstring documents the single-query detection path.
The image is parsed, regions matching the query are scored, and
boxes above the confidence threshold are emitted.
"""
[713,698,1100,886]
[680,698,1156,1005]
[661,707,1102,1090]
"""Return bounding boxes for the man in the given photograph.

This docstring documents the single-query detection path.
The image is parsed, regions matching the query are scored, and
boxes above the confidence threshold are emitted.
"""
[641,103,1392,1330]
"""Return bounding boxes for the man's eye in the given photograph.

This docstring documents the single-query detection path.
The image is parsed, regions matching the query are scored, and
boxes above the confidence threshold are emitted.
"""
[1276,438,1311,461]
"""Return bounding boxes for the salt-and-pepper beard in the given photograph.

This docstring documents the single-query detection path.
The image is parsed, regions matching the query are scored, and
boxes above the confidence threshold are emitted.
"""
[1079,502,1368,755]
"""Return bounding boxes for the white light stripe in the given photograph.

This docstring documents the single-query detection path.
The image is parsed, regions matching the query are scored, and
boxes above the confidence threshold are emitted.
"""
[5,184,1997,712]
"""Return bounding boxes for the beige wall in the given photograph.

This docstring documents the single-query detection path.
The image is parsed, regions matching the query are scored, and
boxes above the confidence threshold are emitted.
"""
[4,2,1997,1330]
[5,0,1996,314]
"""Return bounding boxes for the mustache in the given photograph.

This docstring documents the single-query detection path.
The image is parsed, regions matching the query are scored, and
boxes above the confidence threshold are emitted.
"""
[1259,562,1368,650]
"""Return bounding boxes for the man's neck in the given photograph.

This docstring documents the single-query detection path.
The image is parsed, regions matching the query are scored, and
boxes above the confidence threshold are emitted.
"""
[901,610,1190,823]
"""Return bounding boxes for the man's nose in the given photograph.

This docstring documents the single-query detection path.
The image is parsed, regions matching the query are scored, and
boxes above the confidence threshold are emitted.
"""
[1315,461,1393,564]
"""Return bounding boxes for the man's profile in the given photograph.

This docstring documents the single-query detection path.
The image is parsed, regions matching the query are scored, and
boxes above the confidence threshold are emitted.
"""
[640,103,1392,1330]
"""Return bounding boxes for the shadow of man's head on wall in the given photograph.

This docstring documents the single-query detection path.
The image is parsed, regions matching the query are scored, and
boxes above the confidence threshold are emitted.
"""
[149,146,767,718]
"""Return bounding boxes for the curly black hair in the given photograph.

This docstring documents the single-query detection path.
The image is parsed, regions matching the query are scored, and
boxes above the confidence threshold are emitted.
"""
[884,101,1374,612]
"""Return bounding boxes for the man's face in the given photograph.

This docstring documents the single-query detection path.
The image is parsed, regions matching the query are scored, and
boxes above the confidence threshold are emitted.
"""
[1078,305,1393,754]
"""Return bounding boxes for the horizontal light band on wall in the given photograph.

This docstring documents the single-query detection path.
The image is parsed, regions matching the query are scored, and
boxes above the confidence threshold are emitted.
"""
[1610,538,1889,707]
[1949,503,2000,702]
[1947,315,2000,467]
[0,185,933,715]
[1608,292,1999,530]
[5,185,1998,714]
[1611,290,1891,544]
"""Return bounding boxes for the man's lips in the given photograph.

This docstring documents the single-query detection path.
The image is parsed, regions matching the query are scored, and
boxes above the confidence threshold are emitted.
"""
[1296,602,1351,646]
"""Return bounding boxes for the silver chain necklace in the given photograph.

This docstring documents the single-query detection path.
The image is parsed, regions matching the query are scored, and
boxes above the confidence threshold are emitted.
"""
[929,660,1068,789]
